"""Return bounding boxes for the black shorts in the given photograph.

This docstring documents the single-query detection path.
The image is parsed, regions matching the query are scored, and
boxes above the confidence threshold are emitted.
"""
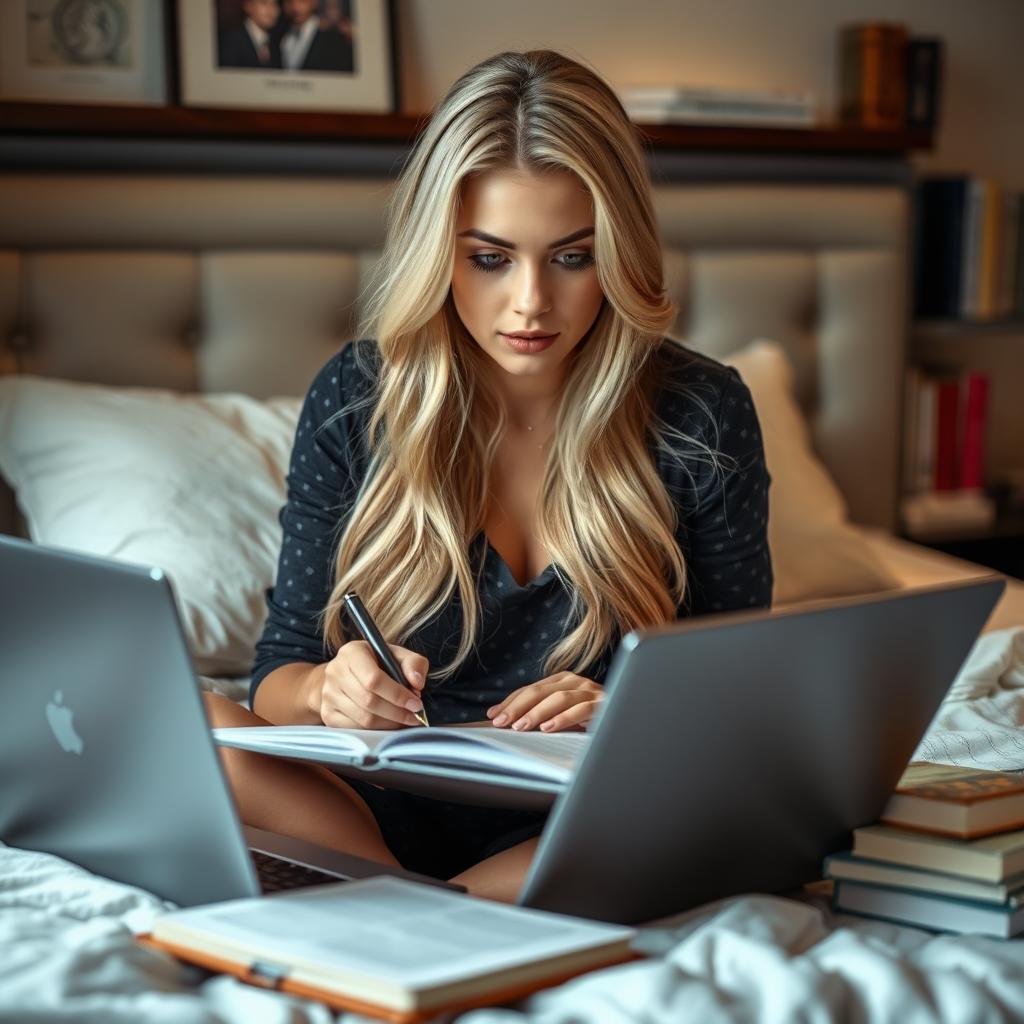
[342,775,548,880]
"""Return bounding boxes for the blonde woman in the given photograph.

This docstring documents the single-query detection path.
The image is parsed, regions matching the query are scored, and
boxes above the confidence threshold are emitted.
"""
[206,49,772,902]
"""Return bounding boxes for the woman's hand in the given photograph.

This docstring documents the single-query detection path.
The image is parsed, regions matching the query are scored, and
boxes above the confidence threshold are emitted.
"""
[485,672,603,733]
[312,641,429,730]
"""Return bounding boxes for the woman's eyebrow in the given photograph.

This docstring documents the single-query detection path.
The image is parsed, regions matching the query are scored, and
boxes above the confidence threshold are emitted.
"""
[456,227,594,249]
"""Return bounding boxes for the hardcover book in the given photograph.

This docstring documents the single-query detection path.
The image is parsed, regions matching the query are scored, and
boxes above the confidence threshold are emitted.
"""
[825,851,1024,906]
[853,823,1024,883]
[140,876,637,1022]
[882,763,1024,839]
[834,879,1024,938]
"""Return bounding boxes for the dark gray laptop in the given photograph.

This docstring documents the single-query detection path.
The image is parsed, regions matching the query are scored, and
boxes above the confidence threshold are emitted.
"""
[519,574,1005,922]
[0,535,457,905]
[0,534,1004,923]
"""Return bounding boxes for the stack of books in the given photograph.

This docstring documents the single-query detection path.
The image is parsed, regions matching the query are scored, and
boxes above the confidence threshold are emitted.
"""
[826,762,1024,937]
[618,84,817,128]
[913,176,1024,321]
[900,366,995,536]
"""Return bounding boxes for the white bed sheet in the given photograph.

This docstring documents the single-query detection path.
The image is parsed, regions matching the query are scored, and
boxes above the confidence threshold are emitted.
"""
[4,534,1024,1024]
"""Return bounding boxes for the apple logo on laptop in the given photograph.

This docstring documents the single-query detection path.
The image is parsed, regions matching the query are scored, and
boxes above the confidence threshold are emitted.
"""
[46,690,83,755]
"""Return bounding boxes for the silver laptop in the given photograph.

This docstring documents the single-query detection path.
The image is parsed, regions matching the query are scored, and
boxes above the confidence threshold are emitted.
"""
[518,574,1005,922]
[0,535,457,905]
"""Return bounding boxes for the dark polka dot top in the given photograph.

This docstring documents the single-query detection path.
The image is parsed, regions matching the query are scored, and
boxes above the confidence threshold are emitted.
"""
[251,338,773,722]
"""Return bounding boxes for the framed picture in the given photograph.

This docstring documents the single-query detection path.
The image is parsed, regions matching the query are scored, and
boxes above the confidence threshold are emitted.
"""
[177,0,398,114]
[0,0,169,105]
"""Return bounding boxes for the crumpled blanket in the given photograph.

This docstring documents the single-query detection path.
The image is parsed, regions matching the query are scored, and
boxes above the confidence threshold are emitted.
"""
[0,842,336,1024]
[913,627,1024,770]
[462,892,1024,1024]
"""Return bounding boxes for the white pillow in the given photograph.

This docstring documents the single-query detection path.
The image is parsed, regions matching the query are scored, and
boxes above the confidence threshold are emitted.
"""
[723,339,900,605]
[0,377,300,677]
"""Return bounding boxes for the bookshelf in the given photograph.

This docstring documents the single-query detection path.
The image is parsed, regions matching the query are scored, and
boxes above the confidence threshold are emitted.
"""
[0,100,934,155]
[906,317,1024,576]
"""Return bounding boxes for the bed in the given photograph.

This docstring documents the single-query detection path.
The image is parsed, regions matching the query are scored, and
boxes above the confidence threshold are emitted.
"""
[1,170,1023,1022]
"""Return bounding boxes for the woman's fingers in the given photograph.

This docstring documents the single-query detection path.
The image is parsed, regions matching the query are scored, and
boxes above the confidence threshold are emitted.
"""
[322,642,424,728]
[487,674,602,730]
[322,676,420,729]
[511,690,599,732]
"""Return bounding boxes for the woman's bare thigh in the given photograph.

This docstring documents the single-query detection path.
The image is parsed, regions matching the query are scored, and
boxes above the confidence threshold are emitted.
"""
[201,692,400,866]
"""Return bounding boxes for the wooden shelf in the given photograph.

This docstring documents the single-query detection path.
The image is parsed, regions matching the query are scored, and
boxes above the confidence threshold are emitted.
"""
[0,100,933,154]
[914,318,1024,334]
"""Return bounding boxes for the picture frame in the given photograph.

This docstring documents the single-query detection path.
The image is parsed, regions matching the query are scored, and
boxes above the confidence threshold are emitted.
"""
[176,0,398,114]
[0,0,169,106]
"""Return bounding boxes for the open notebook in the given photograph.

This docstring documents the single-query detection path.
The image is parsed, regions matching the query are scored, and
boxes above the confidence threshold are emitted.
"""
[213,725,588,795]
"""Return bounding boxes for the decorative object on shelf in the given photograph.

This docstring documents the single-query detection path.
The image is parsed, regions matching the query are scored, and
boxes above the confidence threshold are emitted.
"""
[905,36,943,132]
[0,0,168,106]
[838,22,908,130]
[913,176,1024,321]
[618,83,817,129]
[177,0,397,114]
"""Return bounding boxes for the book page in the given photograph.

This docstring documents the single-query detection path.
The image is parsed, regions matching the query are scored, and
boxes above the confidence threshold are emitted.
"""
[157,877,631,989]
[379,728,588,783]
[212,725,381,762]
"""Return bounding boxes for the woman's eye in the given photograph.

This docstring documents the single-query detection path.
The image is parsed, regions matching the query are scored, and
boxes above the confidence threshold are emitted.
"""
[469,253,506,273]
[468,251,594,274]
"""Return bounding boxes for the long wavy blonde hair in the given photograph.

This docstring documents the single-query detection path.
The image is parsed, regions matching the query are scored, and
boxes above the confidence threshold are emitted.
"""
[321,49,709,680]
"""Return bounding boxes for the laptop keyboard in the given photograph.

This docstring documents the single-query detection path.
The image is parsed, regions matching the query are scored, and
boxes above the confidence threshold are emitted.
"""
[251,849,346,893]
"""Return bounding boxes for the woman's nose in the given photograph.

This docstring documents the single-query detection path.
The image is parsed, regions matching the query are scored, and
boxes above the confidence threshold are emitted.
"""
[512,262,552,318]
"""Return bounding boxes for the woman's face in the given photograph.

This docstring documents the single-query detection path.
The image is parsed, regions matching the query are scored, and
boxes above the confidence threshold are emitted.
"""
[451,167,605,387]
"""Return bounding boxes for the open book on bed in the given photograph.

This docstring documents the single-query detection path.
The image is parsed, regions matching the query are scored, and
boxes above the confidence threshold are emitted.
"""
[212,725,588,797]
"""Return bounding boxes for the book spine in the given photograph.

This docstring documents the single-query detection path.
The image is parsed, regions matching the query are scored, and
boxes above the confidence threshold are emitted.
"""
[1016,191,1024,317]
[978,180,1002,320]
[838,23,909,129]
[914,178,967,317]
[933,377,960,491]
[905,37,943,130]
[915,375,937,494]
[902,367,921,495]
[958,372,990,490]
[997,192,1020,317]
[960,179,984,319]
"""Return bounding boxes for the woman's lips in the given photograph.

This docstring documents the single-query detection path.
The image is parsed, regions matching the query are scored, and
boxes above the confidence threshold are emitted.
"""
[499,332,559,353]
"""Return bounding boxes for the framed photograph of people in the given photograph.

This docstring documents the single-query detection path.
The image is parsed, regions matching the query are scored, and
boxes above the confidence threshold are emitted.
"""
[177,0,398,114]
[0,0,168,105]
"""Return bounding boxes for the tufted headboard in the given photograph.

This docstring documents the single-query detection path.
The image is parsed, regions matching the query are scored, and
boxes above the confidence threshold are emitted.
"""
[0,172,908,533]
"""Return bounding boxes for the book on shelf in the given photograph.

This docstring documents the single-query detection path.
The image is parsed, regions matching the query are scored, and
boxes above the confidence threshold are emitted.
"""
[879,762,1024,839]
[619,83,817,128]
[913,175,1023,320]
[904,37,943,131]
[838,22,908,130]
[212,723,587,792]
[138,876,637,1022]
[852,823,1024,883]
[900,365,995,535]
[833,879,1024,938]
[824,851,1024,906]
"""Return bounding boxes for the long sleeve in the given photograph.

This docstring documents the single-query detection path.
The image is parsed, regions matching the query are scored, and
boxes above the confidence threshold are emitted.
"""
[680,367,773,616]
[249,343,376,705]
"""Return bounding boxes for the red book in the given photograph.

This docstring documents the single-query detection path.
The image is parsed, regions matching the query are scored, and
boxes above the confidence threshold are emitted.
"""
[959,372,990,490]
[933,377,960,491]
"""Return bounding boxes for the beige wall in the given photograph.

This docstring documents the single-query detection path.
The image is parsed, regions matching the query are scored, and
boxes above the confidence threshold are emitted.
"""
[396,0,1024,189]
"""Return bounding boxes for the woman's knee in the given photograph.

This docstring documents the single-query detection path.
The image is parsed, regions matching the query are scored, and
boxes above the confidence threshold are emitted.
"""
[201,691,267,728]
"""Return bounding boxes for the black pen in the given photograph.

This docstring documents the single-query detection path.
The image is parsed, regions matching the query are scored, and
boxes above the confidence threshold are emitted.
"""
[342,591,429,728]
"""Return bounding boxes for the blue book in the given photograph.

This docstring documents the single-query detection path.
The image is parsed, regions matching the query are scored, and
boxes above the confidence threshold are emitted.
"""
[834,879,1024,938]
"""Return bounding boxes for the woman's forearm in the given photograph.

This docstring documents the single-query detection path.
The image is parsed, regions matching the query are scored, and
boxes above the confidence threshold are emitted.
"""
[251,661,326,725]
